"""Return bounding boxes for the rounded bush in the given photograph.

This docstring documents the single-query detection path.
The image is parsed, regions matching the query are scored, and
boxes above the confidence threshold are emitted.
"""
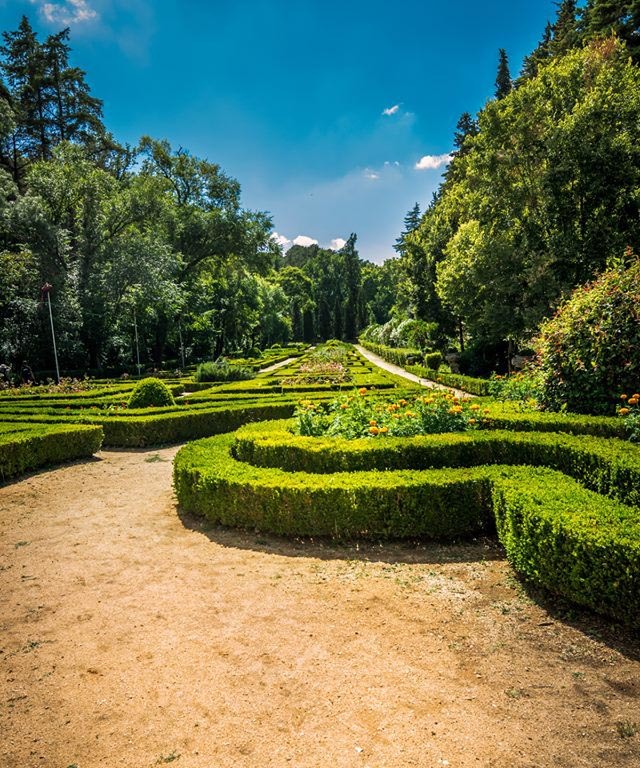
[127,377,175,409]
[536,257,640,414]
[424,351,443,371]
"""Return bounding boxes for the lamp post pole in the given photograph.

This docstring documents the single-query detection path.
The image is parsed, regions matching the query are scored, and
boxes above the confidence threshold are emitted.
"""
[41,283,60,383]
[133,309,142,376]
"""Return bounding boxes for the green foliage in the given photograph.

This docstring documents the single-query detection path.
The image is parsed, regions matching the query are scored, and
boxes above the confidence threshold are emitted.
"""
[128,377,175,409]
[535,258,640,414]
[293,390,481,439]
[195,359,254,383]
[424,352,443,371]
[617,391,640,442]
[486,371,543,405]
[0,423,103,480]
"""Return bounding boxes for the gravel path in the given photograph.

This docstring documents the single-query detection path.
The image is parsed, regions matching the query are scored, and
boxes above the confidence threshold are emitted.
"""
[355,344,473,398]
[1,448,639,767]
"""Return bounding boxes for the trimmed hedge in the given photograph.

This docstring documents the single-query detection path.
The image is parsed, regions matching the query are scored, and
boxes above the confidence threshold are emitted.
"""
[232,421,640,506]
[0,424,103,481]
[128,377,176,408]
[358,339,491,395]
[174,425,640,626]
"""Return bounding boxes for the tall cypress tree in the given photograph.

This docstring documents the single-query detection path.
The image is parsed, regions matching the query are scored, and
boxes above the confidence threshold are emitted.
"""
[341,233,363,341]
[495,49,512,99]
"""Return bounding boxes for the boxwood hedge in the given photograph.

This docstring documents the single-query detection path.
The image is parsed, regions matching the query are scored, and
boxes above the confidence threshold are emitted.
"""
[174,424,640,626]
[0,423,103,481]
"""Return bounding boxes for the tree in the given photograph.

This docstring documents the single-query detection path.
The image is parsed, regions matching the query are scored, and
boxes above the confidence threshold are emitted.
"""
[341,233,363,340]
[550,0,581,56]
[584,0,640,61]
[519,22,554,81]
[495,48,512,99]
[393,203,421,256]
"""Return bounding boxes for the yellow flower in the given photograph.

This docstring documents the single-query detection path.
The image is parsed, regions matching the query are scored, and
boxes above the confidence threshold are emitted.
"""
[620,394,628,400]
[448,405,463,414]
[399,399,407,406]
[469,418,477,424]
[359,388,367,395]
[619,407,631,416]
[369,419,378,426]
[340,403,348,410]
[369,426,380,435]
[483,408,491,415]
[470,404,481,411]
[379,426,389,434]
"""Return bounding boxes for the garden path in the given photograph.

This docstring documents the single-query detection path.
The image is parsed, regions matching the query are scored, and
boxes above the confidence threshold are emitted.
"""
[0,449,639,768]
[355,344,473,399]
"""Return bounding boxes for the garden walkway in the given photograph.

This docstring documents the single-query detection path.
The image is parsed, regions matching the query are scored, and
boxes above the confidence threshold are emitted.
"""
[355,344,472,399]
[1,448,638,767]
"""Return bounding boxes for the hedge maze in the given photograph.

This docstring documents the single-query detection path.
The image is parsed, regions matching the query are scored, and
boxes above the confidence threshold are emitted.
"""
[2,343,639,627]
[173,414,640,628]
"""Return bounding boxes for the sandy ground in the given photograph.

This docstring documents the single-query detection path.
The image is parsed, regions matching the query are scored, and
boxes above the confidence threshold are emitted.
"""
[1,447,639,768]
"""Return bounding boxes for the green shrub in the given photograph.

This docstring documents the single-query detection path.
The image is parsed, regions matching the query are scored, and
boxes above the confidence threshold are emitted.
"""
[424,352,443,371]
[195,360,255,383]
[0,424,103,481]
[128,377,176,408]
[536,257,640,415]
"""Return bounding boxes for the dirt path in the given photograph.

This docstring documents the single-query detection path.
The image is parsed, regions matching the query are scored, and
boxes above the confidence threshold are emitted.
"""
[1,449,639,768]
[355,344,473,399]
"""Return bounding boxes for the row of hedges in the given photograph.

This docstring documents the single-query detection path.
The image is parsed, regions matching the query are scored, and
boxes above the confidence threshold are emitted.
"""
[406,365,491,397]
[358,339,492,395]
[232,421,640,506]
[357,340,422,367]
[174,428,640,626]
[0,424,104,481]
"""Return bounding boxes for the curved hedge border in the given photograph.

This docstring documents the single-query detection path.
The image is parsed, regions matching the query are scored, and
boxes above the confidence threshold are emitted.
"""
[174,425,640,626]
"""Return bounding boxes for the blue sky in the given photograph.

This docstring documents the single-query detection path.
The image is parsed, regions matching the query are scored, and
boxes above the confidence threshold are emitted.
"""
[0,0,560,262]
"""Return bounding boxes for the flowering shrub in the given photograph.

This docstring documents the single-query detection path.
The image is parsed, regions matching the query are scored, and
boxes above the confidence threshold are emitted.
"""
[486,370,542,409]
[617,392,640,442]
[535,256,640,414]
[294,389,484,439]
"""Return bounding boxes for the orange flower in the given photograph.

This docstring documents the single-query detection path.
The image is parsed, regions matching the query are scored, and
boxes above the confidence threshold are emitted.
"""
[629,397,639,406]
[619,407,631,416]
[369,426,380,435]
[470,404,481,411]
[620,394,628,400]
[379,426,389,434]
[340,403,348,409]
[369,419,378,426]
[469,418,477,424]
[358,388,367,395]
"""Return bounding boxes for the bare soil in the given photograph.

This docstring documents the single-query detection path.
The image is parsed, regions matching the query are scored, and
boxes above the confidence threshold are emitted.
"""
[1,447,639,768]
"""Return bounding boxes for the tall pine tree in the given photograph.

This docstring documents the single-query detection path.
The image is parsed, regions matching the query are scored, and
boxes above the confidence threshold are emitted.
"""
[495,49,512,99]
[584,0,640,61]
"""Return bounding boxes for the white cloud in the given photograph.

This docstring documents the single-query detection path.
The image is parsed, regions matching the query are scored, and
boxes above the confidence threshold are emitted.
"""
[382,104,400,116]
[292,235,318,247]
[329,238,347,251]
[415,153,452,171]
[364,170,380,180]
[270,232,292,252]
[31,0,98,24]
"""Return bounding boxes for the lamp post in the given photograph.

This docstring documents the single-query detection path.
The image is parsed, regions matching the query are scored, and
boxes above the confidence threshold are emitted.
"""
[133,309,142,376]
[40,282,60,383]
